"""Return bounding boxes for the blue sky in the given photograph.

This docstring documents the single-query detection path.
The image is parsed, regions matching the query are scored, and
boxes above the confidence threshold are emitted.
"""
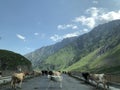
[0,0,120,55]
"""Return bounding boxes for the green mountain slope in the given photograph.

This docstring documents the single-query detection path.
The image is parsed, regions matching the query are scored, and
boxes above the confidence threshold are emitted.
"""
[25,20,120,73]
[66,44,120,74]
[40,20,120,71]
[38,45,77,70]
[25,37,77,68]
[0,49,32,71]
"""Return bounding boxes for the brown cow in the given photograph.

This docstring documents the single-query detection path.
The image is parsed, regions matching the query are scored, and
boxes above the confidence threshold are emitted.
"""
[11,72,26,89]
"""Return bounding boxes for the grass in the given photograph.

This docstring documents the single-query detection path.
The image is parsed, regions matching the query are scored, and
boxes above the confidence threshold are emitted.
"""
[44,45,76,70]
[65,49,99,71]
[65,44,120,74]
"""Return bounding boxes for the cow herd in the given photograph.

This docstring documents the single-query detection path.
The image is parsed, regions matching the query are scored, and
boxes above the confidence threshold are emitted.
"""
[10,70,63,89]
[3,70,109,90]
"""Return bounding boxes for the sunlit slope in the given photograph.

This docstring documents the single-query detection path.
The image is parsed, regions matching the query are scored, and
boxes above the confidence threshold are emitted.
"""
[25,37,77,68]
[25,19,120,72]
[66,44,120,74]
[38,20,120,71]
[38,45,77,70]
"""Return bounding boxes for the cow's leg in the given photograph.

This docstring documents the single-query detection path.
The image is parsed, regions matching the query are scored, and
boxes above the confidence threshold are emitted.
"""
[14,83,17,89]
[103,82,106,90]
[104,82,109,90]
[60,77,63,88]
[48,80,52,88]
[96,82,99,89]
[60,81,62,88]
[13,82,16,89]
[103,80,109,90]
[19,80,22,88]
[106,81,109,89]
[11,80,16,89]
[11,80,13,88]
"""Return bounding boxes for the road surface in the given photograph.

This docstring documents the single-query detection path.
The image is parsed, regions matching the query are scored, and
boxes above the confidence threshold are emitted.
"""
[0,74,99,90]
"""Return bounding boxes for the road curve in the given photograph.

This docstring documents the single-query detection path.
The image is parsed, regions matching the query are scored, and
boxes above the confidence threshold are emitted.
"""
[0,74,97,90]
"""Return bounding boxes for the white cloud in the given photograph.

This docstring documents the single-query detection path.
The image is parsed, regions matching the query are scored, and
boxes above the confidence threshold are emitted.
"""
[50,34,62,42]
[83,29,89,32]
[72,25,78,29]
[57,24,78,30]
[50,29,87,41]
[63,32,80,38]
[74,16,95,28]
[34,33,39,36]
[16,34,26,41]
[73,7,120,29]
[57,25,65,29]
[34,33,45,38]
[100,11,120,21]
[86,7,101,17]
[54,7,120,42]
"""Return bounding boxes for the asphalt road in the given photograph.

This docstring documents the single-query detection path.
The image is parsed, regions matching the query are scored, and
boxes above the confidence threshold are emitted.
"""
[0,74,99,90]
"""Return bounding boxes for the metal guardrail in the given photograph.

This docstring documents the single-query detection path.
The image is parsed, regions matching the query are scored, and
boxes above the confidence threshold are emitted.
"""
[0,75,35,85]
[0,76,11,80]
[0,76,12,85]
[106,75,120,83]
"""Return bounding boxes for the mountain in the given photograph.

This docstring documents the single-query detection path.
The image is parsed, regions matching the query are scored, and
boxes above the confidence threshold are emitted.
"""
[65,20,120,74]
[25,19,120,73]
[65,44,120,74]
[0,49,32,72]
[25,37,77,68]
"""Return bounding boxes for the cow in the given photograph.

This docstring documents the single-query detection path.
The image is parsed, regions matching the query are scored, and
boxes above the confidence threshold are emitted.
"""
[41,70,48,76]
[11,72,26,89]
[32,70,42,76]
[81,72,90,83]
[0,71,2,77]
[89,73,109,90]
[48,71,63,88]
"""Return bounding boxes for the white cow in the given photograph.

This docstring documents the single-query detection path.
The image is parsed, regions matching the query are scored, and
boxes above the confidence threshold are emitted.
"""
[48,71,63,88]
[89,73,109,90]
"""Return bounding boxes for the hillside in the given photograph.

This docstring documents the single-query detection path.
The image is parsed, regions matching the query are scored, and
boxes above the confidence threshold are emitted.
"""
[66,44,120,74]
[25,19,120,73]
[38,44,77,70]
[0,49,32,72]
[25,37,77,68]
